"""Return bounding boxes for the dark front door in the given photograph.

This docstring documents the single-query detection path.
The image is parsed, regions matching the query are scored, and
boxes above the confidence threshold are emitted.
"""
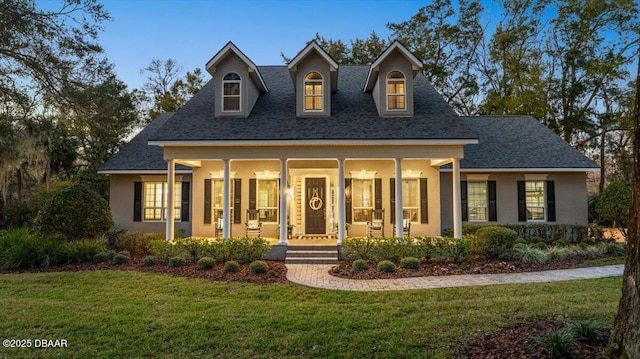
[305,177,326,234]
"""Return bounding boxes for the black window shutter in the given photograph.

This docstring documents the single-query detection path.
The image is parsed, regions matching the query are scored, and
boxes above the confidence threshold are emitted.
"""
[345,178,352,224]
[547,181,556,222]
[204,179,212,224]
[234,179,242,224]
[374,178,382,210]
[488,181,497,222]
[181,182,190,222]
[461,181,468,222]
[420,178,428,224]
[249,179,256,210]
[517,181,526,222]
[133,182,142,222]
[390,178,396,224]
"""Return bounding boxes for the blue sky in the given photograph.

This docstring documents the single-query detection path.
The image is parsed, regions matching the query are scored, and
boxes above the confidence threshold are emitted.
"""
[97,0,444,90]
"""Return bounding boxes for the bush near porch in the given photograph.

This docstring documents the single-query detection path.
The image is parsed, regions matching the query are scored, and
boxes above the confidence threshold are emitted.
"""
[443,223,605,244]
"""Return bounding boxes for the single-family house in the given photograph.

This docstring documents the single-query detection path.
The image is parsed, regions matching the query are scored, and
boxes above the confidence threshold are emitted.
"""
[98,40,598,244]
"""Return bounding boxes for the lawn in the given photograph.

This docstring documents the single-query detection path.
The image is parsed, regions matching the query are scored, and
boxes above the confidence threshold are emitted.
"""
[0,271,622,358]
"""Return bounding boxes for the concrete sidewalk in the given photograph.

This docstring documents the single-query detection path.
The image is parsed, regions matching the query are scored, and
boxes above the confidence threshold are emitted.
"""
[285,264,624,291]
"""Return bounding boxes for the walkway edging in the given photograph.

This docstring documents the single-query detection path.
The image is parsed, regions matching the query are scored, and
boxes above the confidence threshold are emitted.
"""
[285,264,624,291]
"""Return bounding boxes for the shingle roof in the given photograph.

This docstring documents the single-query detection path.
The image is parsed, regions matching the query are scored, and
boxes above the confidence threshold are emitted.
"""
[98,113,190,172]
[149,65,477,141]
[452,116,598,169]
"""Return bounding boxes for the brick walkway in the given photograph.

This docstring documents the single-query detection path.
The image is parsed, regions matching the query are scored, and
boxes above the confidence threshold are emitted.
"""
[285,264,624,291]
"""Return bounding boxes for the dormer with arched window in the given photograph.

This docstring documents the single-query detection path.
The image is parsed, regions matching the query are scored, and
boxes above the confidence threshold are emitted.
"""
[288,41,338,117]
[206,42,268,118]
[364,40,422,117]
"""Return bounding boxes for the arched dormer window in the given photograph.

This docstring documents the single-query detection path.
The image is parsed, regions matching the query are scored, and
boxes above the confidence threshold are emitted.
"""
[386,71,406,111]
[223,72,241,112]
[304,72,323,111]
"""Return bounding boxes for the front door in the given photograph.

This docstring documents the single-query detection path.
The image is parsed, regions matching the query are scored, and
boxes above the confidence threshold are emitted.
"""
[305,177,326,234]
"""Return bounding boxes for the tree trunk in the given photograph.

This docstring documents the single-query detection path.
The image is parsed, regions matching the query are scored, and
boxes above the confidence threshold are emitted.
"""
[600,129,606,194]
[608,47,640,359]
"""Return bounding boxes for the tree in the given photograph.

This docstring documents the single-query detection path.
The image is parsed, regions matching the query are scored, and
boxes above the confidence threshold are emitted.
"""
[596,180,631,238]
[0,0,111,110]
[280,32,387,65]
[608,44,640,359]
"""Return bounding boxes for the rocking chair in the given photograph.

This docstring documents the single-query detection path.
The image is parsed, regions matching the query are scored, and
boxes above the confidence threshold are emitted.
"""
[366,209,385,238]
[245,209,262,238]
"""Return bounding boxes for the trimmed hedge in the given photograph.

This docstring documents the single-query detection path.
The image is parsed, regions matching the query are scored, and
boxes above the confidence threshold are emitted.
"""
[443,223,597,244]
[472,226,518,259]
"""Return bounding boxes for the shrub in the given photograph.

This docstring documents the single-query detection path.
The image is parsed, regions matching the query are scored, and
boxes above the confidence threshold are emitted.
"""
[568,319,604,342]
[377,260,396,273]
[224,260,240,273]
[472,226,518,259]
[537,328,575,359]
[596,180,630,236]
[533,242,548,250]
[149,240,183,260]
[599,242,626,256]
[438,237,471,262]
[55,239,104,264]
[513,245,548,264]
[400,257,420,270]
[32,184,113,240]
[168,256,185,267]
[216,237,270,263]
[530,236,546,244]
[514,238,526,246]
[108,230,160,255]
[197,257,216,270]
[112,253,130,265]
[352,259,369,271]
[0,229,59,268]
[547,246,572,260]
[513,243,527,250]
[553,238,569,247]
[175,237,207,261]
[93,251,112,263]
[249,260,269,274]
[143,255,158,266]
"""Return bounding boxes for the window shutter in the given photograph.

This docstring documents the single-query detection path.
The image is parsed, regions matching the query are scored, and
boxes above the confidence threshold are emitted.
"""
[345,178,352,224]
[420,178,428,224]
[546,181,556,222]
[374,178,382,210]
[133,182,142,222]
[390,178,396,224]
[249,179,256,210]
[181,182,190,222]
[204,179,211,224]
[488,181,497,222]
[517,181,526,222]
[234,179,242,224]
[461,181,468,222]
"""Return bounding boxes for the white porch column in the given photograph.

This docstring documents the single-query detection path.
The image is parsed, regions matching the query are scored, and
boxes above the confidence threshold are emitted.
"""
[452,158,462,238]
[222,159,231,238]
[395,158,404,238]
[279,159,288,245]
[166,159,176,242]
[337,158,346,244]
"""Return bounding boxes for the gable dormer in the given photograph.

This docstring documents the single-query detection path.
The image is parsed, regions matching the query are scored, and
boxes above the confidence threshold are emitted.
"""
[288,41,339,117]
[206,42,268,118]
[363,40,422,117]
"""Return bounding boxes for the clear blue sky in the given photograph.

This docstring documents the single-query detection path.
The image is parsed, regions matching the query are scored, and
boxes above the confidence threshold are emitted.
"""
[97,0,452,91]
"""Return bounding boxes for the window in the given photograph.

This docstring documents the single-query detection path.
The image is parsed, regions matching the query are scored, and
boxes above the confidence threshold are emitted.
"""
[143,182,181,221]
[304,72,323,111]
[257,179,278,222]
[467,182,487,221]
[402,179,419,222]
[386,71,406,110]
[223,72,241,111]
[525,181,545,221]
[212,179,234,222]
[352,179,373,222]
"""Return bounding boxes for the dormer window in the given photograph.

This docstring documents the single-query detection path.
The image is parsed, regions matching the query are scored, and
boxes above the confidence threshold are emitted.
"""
[223,72,241,111]
[386,71,406,111]
[304,72,323,111]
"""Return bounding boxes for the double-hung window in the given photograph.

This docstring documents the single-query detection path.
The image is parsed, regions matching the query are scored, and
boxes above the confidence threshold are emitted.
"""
[143,181,181,221]
[467,181,488,221]
[386,71,406,110]
[257,179,278,222]
[212,179,234,222]
[402,179,419,222]
[304,72,323,111]
[525,181,545,221]
[352,179,374,222]
[222,72,241,111]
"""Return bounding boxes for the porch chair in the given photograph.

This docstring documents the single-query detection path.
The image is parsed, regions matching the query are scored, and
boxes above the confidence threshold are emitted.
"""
[245,209,262,238]
[367,209,385,238]
[393,218,411,238]
[215,217,224,238]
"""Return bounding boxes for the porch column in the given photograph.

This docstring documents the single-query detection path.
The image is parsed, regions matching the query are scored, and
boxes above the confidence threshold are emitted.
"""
[222,159,231,238]
[337,158,346,244]
[166,159,175,242]
[279,159,288,245]
[395,158,404,238]
[452,158,462,238]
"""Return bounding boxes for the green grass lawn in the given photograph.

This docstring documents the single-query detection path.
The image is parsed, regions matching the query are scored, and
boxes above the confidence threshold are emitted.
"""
[0,271,622,358]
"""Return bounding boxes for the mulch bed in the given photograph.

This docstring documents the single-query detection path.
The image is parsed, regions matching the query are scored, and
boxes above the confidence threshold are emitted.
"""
[330,257,597,280]
[461,318,611,359]
[0,257,289,284]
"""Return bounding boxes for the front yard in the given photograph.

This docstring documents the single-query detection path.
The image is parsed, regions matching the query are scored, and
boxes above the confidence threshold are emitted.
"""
[0,271,622,358]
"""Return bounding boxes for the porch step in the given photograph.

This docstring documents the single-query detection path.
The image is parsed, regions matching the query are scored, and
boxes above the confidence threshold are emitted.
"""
[285,245,338,265]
